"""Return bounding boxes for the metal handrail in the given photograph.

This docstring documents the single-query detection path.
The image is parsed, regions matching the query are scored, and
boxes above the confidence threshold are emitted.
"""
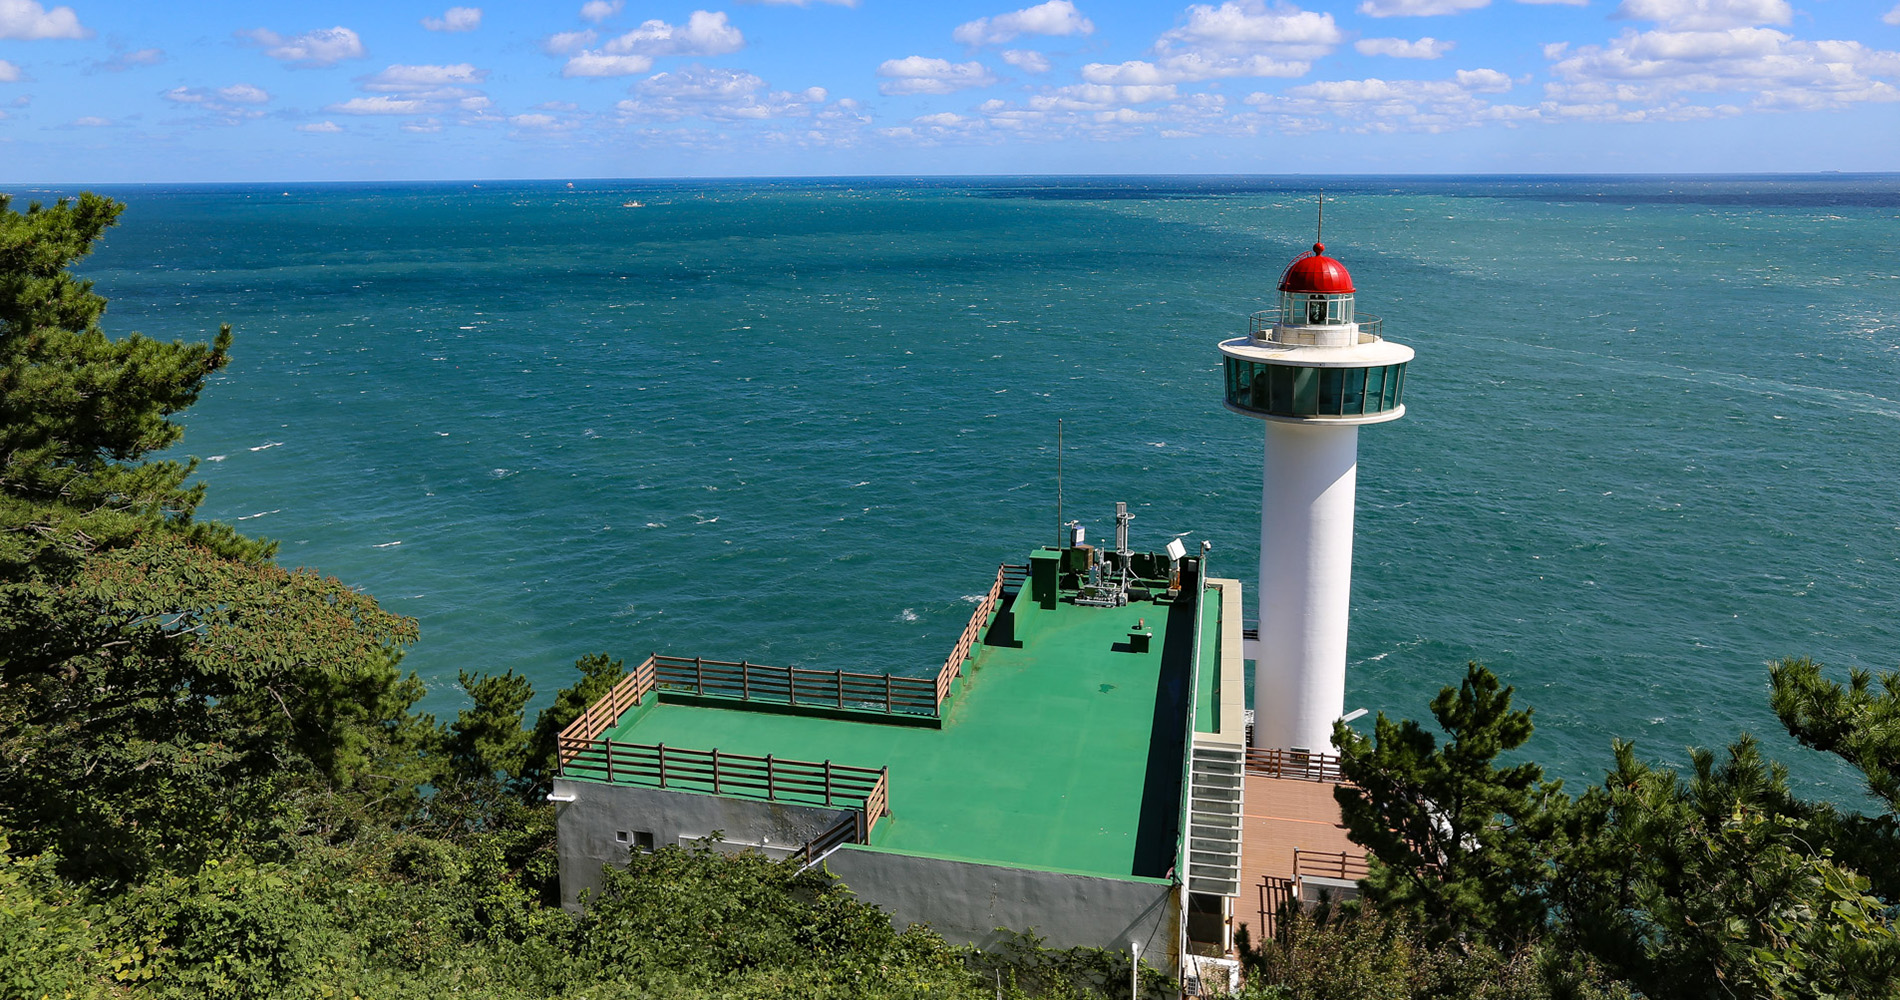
[1293,848,1368,881]
[1248,309,1382,339]
[650,654,939,717]
[1244,746,1346,784]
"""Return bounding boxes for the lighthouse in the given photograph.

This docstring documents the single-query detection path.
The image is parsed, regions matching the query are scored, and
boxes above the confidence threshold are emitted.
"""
[1221,238,1413,755]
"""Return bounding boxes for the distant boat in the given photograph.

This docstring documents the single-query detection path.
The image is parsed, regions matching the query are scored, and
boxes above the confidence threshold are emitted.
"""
[622,200,645,208]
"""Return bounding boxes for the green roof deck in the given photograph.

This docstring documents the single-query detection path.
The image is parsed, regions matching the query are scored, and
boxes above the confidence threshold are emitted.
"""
[588,564,1221,879]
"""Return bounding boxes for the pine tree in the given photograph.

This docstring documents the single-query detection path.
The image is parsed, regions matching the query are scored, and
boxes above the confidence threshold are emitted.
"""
[0,194,418,883]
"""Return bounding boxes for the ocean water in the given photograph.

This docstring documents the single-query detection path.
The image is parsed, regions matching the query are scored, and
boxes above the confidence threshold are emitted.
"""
[51,174,1900,802]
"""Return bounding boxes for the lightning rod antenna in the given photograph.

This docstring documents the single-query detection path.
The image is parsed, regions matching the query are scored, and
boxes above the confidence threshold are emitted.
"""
[1316,189,1324,246]
[1055,418,1064,551]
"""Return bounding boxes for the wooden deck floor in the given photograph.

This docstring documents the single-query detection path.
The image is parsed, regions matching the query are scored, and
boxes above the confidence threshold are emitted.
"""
[1236,774,1357,939]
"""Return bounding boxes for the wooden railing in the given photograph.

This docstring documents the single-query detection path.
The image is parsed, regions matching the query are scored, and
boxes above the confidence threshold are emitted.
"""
[558,736,890,820]
[796,812,864,868]
[1245,747,1345,784]
[555,655,657,765]
[1293,848,1368,881]
[652,653,940,717]
[1255,875,1296,941]
[934,563,1023,706]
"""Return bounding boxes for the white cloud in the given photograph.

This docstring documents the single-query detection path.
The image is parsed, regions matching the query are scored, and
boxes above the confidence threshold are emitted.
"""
[329,64,492,119]
[164,83,271,104]
[94,47,164,72]
[359,64,488,91]
[616,64,830,121]
[1034,82,1179,108]
[0,0,86,40]
[296,120,343,133]
[242,26,367,68]
[544,30,597,55]
[749,0,858,5]
[1546,21,1900,116]
[1083,1,1340,84]
[953,1,1094,46]
[1357,0,1488,16]
[1002,49,1052,73]
[1356,36,1453,58]
[1886,4,1900,26]
[580,0,623,22]
[422,7,482,32]
[563,52,654,77]
[0,59,19,81]
[327,96,436,115]
[401,118,443,132]
[509,112,578,130]
[160,83,271,123]
[71,115,112,126]
[876,56,998,95]
[562,11,745,77]
[1239,67,1523,132]
[1614,0,1791,30]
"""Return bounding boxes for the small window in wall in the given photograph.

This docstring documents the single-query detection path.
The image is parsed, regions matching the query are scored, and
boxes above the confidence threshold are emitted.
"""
[615,830,657,853]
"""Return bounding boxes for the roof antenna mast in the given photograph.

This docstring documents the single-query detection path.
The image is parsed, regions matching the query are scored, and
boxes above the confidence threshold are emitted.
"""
[1316,188,1324,247]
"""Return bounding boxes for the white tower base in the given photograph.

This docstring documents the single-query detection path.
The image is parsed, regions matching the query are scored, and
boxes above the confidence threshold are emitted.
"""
[1253,421,1358,754]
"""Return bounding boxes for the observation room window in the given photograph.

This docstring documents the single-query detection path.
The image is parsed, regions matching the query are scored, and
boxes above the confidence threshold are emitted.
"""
[1282,292,1354,326]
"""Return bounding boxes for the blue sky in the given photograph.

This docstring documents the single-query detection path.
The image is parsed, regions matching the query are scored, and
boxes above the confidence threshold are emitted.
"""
[2,0,1897,180]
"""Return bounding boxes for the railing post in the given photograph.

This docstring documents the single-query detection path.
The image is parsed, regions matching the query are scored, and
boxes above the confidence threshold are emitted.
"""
[885,673,893,713]
[789,669,797,706]
[605,739,615,784]
[836,669,844,709]
[696,656,705,695]
[712,747,720,794]
[657,743,666,789]
[742,664,749,700]
[824,759,833,806]
[766,754,775,801]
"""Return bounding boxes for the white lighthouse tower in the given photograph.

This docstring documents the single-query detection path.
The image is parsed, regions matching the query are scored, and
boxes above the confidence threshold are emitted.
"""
[1221,238,1413,755]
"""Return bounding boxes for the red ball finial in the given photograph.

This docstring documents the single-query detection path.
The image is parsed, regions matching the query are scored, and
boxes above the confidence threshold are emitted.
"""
[1313,242,1324,255]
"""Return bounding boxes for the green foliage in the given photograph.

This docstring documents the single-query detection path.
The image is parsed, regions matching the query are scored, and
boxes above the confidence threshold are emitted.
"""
[1547,736,1900,999]
[1332,662,1562,950]
[0,193,420,884]
[1340,662,1900,1000]
[1771,656,1900,813]
[965,928,1172,999]
[1237,904,1633,1000]
[0,838,109,1000]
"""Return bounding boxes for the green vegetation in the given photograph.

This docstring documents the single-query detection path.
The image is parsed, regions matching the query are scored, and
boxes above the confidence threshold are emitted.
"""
[1290,660,1900,999]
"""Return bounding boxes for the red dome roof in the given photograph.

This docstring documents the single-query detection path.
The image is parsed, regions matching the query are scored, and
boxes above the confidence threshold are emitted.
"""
[1278,243,1354,294]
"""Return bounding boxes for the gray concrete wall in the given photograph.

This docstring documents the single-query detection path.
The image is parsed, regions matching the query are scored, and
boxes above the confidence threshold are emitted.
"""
[556,778,852,906]
[822,845,1181,975]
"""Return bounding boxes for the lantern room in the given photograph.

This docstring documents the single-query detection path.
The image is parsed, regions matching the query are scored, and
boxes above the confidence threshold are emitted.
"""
[1278,243,1355,327]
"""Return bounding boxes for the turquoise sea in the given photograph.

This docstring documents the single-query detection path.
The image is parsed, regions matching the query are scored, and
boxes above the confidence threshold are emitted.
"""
[48,175,1900,800]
